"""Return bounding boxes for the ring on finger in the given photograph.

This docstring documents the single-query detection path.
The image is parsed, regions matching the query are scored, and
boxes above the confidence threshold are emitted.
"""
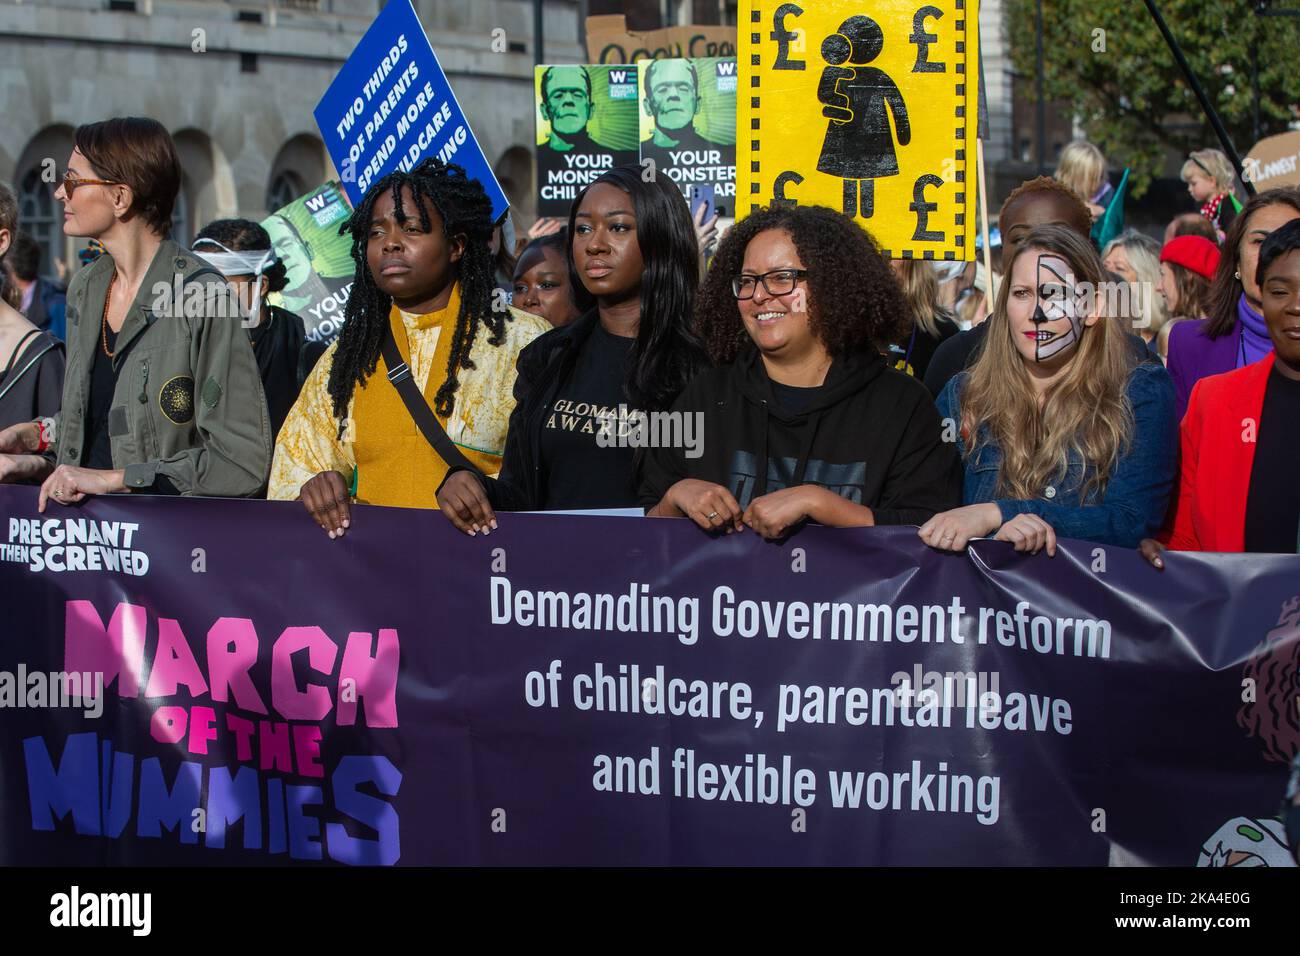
[707,511,719,521]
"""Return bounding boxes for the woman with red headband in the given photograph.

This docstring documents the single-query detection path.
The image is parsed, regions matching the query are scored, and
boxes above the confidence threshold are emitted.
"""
[1156,235,1218,358]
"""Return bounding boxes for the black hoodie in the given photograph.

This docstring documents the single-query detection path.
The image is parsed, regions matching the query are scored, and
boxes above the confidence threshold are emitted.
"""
[638,346,962,525]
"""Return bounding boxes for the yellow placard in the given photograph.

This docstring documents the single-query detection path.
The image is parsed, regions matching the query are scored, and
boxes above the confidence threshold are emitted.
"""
[739,0,979,261]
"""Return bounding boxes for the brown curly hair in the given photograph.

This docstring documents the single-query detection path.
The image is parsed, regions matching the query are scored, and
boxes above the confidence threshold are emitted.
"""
[694,204,907,365]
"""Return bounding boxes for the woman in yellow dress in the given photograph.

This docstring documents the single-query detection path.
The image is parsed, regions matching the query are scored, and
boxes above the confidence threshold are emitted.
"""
[269,159,548,537]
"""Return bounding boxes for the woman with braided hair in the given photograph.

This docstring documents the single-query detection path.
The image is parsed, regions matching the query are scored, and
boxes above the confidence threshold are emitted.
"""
[269,159,548,535]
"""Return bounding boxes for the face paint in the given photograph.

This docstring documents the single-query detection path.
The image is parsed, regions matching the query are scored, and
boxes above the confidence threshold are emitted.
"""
[1032,254,1086,362]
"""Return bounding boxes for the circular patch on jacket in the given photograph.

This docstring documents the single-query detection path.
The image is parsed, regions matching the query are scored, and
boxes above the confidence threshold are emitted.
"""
[158,375,195,425]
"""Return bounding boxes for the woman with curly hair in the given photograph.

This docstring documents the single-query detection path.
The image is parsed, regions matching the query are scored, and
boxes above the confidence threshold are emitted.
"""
[268,159,549,535]
[639,204,962,539]
[920,225,1177,556]
[436,165,706,527]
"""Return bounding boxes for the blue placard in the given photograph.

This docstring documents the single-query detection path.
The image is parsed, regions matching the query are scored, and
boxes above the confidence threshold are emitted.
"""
[314,0,509,220]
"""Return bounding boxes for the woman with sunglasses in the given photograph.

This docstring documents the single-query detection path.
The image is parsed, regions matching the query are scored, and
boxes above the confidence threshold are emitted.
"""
[0,117,271,507]
[640,204,962,539]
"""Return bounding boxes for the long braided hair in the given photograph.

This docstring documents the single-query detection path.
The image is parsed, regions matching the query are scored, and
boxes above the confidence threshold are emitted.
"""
[327,159,504,422]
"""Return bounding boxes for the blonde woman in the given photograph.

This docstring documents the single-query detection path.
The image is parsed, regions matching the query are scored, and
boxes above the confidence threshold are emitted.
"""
[886,259,960,379]
[1054,141,1110,221]
[1181,148,1240,238]
[1102,230,1167,347]
[919,224,1178,554]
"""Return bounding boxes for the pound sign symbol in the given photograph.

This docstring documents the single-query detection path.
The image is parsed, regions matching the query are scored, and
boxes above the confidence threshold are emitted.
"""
[911,173,945,242]
[910,6,946,73]
[772,3,806,71]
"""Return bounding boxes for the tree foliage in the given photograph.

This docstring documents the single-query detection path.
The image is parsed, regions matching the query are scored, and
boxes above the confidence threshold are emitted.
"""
[1004,0,1300,195]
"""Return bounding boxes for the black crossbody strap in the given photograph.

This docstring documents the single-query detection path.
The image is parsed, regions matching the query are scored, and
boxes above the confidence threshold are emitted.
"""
[379,326,483,476]
[0,340,58,404]
[1,328,42,381]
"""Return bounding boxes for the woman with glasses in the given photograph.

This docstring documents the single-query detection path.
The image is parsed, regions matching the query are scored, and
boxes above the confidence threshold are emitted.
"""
[639,204,962,539]
[0,117,271,507]
[435,165,706,529]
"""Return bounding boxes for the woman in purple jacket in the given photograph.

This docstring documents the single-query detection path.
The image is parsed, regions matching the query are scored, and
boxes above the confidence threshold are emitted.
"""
[1166,187,1300,420]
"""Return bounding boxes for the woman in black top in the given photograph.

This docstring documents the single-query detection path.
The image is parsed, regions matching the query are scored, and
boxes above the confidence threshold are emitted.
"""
[640,204,962,539]
[437,165,706,530]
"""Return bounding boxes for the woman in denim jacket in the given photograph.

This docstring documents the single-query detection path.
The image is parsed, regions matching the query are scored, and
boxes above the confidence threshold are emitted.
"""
[919,224,1178,555]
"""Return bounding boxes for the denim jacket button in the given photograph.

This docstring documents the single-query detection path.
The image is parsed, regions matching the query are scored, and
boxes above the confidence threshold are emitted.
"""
[1045,485,1057,499]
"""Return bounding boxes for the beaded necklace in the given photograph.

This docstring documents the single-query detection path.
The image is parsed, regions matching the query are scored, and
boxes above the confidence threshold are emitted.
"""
[100,271,119,358]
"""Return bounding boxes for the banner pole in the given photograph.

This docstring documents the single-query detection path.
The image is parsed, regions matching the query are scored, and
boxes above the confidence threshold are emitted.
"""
[977,138,994,316]
[1141,0,1257,196]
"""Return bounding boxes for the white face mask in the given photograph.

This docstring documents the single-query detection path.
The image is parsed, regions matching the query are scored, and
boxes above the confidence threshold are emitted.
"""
[1032,253,1086,362]
[191,239,276,325]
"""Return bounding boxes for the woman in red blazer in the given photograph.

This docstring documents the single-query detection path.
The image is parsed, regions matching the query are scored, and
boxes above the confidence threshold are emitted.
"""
[1144,218,1300,563]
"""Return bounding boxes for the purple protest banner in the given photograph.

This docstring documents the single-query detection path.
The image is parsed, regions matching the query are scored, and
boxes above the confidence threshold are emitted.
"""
[0,485,1294,866]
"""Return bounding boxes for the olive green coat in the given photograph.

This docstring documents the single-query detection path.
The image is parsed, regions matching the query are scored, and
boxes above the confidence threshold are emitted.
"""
[53,239,271,496]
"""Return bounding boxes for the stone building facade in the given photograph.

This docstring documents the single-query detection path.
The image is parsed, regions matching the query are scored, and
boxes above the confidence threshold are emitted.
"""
[1,0,1017,276]
[0,0,583,275]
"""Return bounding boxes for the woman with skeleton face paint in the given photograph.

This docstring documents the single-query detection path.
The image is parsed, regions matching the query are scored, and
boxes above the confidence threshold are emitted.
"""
[919,225,1178,554]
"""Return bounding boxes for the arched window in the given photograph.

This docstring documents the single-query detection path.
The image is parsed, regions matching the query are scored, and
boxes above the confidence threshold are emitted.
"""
[18,168,59,279]
[266,170,304,215]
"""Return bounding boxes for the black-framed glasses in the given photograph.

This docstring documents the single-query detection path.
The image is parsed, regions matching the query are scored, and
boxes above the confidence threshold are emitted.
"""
[732,269,808,300]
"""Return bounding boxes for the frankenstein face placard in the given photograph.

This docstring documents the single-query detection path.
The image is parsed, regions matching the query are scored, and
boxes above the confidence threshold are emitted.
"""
[534,64,641,216]
[638,58,737,212]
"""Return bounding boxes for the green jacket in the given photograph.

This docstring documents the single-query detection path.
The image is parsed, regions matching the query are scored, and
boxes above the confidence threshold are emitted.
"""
[53,239,271,496]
